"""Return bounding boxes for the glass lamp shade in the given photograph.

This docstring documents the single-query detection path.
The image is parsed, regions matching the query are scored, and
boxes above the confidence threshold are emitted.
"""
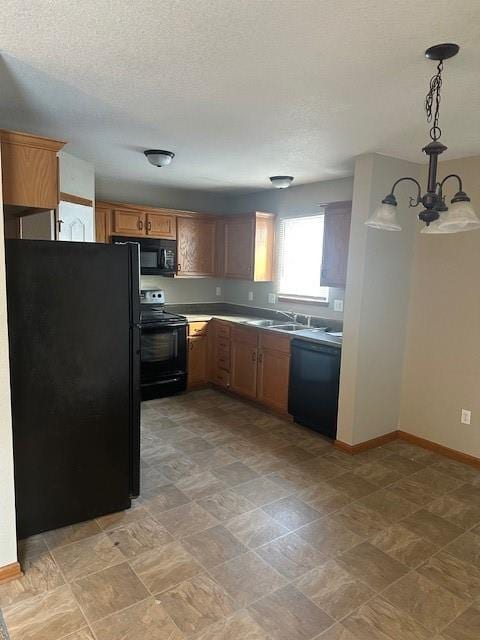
[269,176,294,189]
[144,150,175,167]
[365,203,402,231]
[437,200,480,233]
[420,214,455,234]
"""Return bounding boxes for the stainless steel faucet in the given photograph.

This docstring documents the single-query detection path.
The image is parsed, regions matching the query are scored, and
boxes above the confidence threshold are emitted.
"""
[276,309,298,323]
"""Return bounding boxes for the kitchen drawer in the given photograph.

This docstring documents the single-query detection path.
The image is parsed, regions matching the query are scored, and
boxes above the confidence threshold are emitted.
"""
[213,367,230,388]
[189,321,208,336]
[217,354,230,371]
[216,322,231,340]
[259,331,291,354]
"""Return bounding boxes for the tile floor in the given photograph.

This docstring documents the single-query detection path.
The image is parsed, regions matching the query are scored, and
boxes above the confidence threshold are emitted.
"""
[2,388,480,639]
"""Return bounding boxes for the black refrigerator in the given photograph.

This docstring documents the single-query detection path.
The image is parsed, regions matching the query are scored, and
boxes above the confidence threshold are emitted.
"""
[5,239,141,539]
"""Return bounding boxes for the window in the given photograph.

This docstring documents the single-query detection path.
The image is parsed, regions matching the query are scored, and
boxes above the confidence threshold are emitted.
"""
[278,214,329,301]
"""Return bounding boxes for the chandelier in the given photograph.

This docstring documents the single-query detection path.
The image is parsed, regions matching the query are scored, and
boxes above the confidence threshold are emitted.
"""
[366,43,480,234]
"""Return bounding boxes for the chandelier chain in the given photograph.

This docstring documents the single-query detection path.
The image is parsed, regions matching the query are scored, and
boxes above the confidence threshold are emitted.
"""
[425,60,443,141]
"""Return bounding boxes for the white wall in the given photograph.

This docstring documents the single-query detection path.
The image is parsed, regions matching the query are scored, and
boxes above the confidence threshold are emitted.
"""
[0,148,18,567]
[141,275,226,304]
[59,151,95,203]
[337,154,419,445]
[400,155,480,456]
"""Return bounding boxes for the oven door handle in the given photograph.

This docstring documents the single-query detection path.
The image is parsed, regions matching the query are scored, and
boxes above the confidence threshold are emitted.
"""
[141,322,187,329]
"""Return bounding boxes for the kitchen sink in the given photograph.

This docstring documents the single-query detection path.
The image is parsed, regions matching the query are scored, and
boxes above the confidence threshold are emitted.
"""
[270,323,307,332]
[241,319,278,327]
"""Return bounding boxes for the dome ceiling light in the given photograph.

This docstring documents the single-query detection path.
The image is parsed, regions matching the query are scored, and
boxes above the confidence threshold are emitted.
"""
[366,43,480,234]
[270,176,294,189]
[144,149,175,167]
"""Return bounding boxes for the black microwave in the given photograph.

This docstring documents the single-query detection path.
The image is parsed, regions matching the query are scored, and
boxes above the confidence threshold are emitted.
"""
[112,237,176,276]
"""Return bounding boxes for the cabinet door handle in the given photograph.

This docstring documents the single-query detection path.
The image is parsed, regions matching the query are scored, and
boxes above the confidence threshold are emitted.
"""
[189,341,194,351]
[258,352,263,363]
[147,220,152,231]
[177,264,181,272]
[138,219,144,231]
[252,351,257,362]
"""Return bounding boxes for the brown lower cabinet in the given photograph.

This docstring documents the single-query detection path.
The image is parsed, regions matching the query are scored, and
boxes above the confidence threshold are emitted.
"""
[208,321,291,414]
[187,335,207,389]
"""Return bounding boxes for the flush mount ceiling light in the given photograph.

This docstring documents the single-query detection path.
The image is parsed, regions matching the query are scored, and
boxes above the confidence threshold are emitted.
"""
[270,175,294,189]
[144,149,175,167]
[366,43,480,234]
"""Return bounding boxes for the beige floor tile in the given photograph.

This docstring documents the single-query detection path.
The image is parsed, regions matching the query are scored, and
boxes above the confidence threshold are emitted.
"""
[248,584,333,640]
[182,525,247,568]
[189,446,237,470]
[297,484,352,516]
[210,551,286,607]
[370,523,437,569]
[262,496,322,531]
[431,458,480,483]
[257,532,327,580]
[352,461,404,487]
[337,542,408,591]
[274,445,316,465]
[225,509,289,548]
[174,436,214,455]
[43,521,102,550]
[232,476,294,507]
[175,471,228,500]
[155,502,219,539]
[343,594,431,640]
[296,458,344,483]
[452,483,480,508]
[213,461,259,487]
[401,509,464,548]
[417,550,480,601]
[91,597,183,640]
[382,570,469,633]
[159,573,235,637]
[71,562,148,623]
[0,551,64,608]
[324,473,377,500]
[330,502,390,539]
[197,489,256,521]
[191,609,270,640]
[3,584,86,640]
[17,535,49,562]
[380,454,426,477]
[268,467,312,493]
[357,488,419,522]
[388,476,440,507]
[296,559,375,620]
[59,628,95,640]
[95,505,150,532]
[315,623,360,639]
[143,484,191,516]
[407,467,464,496]
[443,603,480,640]
[445,531,480,569]
[427,495,480,530]
[242,451,285,474]
[52,533,124,582]
[106,516,172,558]
[297,516,363,557]
[130,540,202,594]
[159,455,201,483]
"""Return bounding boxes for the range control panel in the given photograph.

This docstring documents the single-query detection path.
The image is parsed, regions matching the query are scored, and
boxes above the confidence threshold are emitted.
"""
[141,289,165,305]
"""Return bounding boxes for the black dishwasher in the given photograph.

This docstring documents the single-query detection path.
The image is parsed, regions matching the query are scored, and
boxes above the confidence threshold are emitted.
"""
[288,339,341,438]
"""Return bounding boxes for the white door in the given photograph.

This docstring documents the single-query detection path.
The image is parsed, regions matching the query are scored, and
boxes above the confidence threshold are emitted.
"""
[58,201,94,242]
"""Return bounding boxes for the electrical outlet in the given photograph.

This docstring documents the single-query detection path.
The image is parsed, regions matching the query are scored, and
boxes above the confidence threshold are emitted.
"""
[333,299,344,312]
[248,291,254,301]
[268,293,276,304]
[461,409,471,425]
[215,287,221,297]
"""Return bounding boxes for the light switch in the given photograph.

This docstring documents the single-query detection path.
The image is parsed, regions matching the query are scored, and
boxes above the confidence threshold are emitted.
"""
[268,293,276,304]
[215,287,221,297]
[461,409,471,425]
[248,291,254,301]
[334,299,344,312]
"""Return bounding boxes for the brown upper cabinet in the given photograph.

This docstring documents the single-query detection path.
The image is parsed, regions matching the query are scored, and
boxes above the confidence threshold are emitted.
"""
[223,212,275,281]
[1,129,65,213]
[147,212,176,239]
[112,208,146,236]
[177,216,216,277]
[321,201,352,289]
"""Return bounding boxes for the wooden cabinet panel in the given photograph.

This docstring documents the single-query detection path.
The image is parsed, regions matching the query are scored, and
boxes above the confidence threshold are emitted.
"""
[95,206,111,243]
[112,209,146,236]
[187,335,207,388]
[147,212,176,238]
[1,130,65,210]
[189,321,208,336]
[257,348,290,413]
[259,331,290,354]
[231,340,258,400]
[321,201,352,288]
[254,213,275,282]
[224,217,255,279]
[177,217,216,277]
[232,325,258,347]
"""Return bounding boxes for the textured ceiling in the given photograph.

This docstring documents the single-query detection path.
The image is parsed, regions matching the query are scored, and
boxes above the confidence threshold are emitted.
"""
[1,0,479,193]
